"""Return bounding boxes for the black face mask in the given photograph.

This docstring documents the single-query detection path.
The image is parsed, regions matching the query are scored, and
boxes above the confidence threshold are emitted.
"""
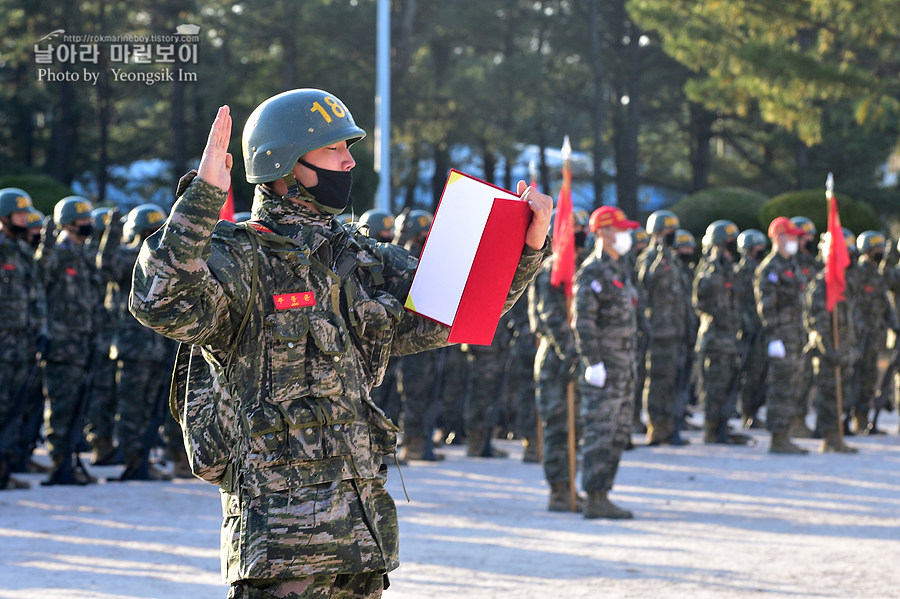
[574,230,587,249]
[663,231,676,247]
[29,234,40,249]
[298,158,353,215]
[678,253,693,266]
[749,249,764,261]
[804,238,817,254]
[726,240,738,256]
[77,223,94,238]
[6,222,28,238]
[872,252,885,264]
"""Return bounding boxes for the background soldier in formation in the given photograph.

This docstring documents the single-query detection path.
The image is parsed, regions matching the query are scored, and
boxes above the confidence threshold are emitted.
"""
[692,220,748,444]
[574,206,640,519]
[636,209,688,445]
[755,217,808,454]
[734,229,768,429]
[0,189,47,490]
[39,196,101,484]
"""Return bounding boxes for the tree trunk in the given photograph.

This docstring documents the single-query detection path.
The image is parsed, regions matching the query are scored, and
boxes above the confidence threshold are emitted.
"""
[589,0,606,209]
[689,102,715,192]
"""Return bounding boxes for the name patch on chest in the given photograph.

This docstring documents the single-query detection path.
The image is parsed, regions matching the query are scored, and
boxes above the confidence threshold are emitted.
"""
[274,292,316,309]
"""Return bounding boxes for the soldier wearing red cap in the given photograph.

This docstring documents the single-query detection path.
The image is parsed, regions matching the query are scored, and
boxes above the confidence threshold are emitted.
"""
[573,206,639,519]
[754,217,809,454]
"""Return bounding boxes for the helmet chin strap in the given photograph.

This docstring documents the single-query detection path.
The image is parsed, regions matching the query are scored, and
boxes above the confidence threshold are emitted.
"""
[281,172,302,200]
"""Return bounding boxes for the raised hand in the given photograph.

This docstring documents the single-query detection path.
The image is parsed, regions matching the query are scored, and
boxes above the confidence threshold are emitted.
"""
[197,105,233,192]
[517,180,553,251]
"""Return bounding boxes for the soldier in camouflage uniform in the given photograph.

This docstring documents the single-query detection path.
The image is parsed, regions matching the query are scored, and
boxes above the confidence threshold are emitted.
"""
[528,242,583,509]
[673,228,700,434]
[789,216,820,438]
[853,231,898,434]
[129,91,550,598]
[635,210,688,445]
[39,196,101,484]
[84,207,121,465]
[0,189,47,490]
[507,293,539,462]
[626,227,649,434]
[803,230,859,453]
[358,209,395,244]
[99,204,176,480]
[755,217,809,454]
[734,229,768,429]
[692,220,749,444]
[574,206,640,519]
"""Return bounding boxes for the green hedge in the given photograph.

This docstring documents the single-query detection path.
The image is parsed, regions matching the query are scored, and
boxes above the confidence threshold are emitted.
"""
[670,187,770,238]
[0,174,74,217]
[759,190,881,235]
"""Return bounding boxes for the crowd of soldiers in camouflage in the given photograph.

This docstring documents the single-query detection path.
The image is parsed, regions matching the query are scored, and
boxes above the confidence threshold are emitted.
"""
[3,188,899,520]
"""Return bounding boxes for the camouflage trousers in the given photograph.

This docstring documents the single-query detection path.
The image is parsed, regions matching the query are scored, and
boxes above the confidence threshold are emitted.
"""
[855,336,881,413]
[464,349,507,433]
[697,351,739,424]
[812,357,852,433]
[642,338,681,423]
[115,358,167,458]
[534,342,580,484]
[0,330,29,433]
[227,572,386,599]
[738,332,767,418]
[765,336,805,433]
[511,339,538,440]
[580,358,634,494]
[396,350,434,439]
[438,346,467,437]
[795,350,815,419]
[85,341,117,443]
[42,359,90,466]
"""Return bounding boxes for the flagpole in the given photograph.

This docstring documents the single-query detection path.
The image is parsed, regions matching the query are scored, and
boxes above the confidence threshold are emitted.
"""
[827,173,845,445]
[560,136,578,513]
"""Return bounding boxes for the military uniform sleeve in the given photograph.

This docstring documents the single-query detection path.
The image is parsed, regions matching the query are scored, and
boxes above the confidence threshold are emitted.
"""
[533,262,575,359]
[754,261,777,330]
[129,174,249,350]
[572,262,602,366]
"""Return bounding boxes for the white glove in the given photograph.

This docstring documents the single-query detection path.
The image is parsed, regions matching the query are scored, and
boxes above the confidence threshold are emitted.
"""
[767,339,786,359]
[584,361,607,388]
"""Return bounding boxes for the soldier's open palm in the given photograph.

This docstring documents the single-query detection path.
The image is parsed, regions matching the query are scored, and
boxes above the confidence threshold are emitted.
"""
[197,105,233,192]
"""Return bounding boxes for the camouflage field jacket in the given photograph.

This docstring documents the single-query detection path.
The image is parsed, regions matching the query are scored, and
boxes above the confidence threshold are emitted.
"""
[130,173,545,582]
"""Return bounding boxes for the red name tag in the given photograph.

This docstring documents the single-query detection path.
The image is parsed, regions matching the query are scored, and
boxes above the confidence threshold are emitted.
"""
[724,282,733,288]
[1,263,15,271]
[65,267,78,276]
[274,292,316,309]
[612,279,624,289]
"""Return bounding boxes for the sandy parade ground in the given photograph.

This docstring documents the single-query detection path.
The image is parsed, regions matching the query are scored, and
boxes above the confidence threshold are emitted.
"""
[2,410,900,599]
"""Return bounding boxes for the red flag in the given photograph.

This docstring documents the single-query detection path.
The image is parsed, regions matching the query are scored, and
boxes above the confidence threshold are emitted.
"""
[824,182,849,312]
[219,184,235,222]
[550,154,575,298]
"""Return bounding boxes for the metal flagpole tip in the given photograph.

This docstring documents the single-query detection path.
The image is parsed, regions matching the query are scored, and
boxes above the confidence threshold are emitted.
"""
[561,135,572,160]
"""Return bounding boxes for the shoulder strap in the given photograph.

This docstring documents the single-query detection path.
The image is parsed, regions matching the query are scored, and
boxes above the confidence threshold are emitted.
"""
[228,226,260,353]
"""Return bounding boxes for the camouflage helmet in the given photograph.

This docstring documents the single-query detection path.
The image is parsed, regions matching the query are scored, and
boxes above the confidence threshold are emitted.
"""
[843,227,856,251]
[0,188,33,217]
[631,226,650,247]
[406,209,433,237]
[646,209,679,234]
[673,228,695,250]
[125,203,167,237]
[573,208,590,228]
[790,215,817,236]
[26,207,45,229]
[857,230,886,254]
[54,196,94,226]
[358,209,394,235]
[737,229,767,254]
[91,207,113,234]
[705,219,740,246]
[242,88,366,185]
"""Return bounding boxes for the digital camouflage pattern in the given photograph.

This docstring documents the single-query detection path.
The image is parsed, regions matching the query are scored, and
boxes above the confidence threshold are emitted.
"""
[37,232,100,465]
[528,256,579,484]
[692,248,741,429]
[0,229,46,452]
[854,256,898,414]
[635,243,687,428]
[573,248,637,494]
[130,173,546,583]
[733,252,766,420]
[754,250,807,433]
